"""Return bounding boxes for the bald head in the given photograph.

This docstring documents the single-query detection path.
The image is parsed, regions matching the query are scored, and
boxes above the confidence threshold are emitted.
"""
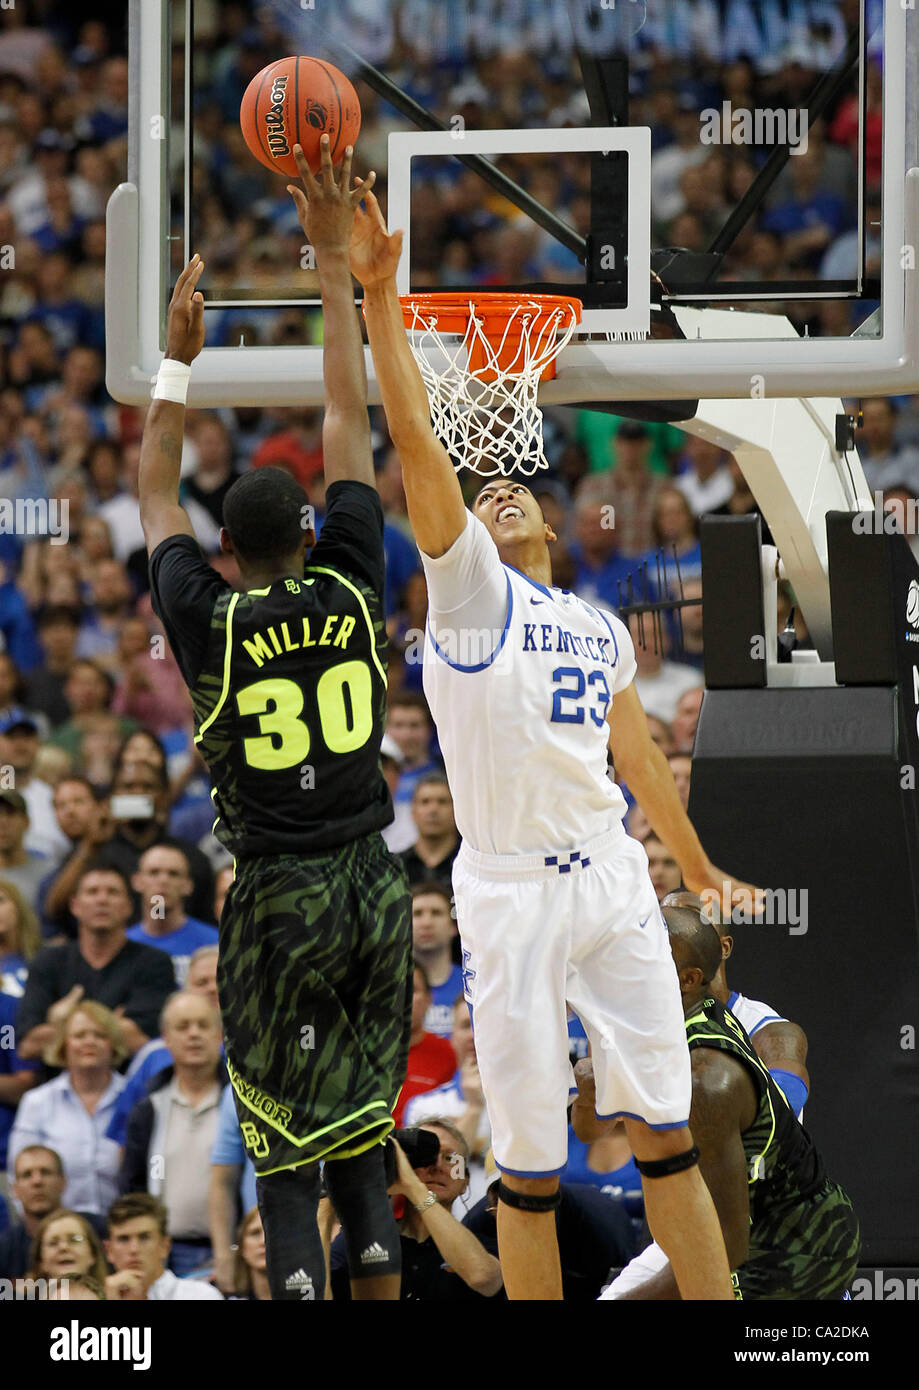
[663,903,723,989]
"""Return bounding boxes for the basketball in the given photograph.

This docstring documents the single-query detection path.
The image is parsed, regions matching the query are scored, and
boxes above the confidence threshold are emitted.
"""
[239,56,361,178]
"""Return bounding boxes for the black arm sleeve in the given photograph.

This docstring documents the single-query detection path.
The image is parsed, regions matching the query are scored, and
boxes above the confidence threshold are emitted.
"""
[308,481,385,598]
[119,945,177,1039]
[148,535,229,687]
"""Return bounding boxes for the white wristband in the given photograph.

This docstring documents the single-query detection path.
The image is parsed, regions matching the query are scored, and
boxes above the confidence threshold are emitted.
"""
[152,359,191,404]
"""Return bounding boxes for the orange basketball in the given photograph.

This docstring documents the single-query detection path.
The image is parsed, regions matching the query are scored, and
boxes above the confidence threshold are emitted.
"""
[239,56,361,177]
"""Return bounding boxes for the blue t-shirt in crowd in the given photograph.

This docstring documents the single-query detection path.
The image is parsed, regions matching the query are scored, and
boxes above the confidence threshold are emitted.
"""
[125,918,218,987]
[383,523,420,620]
[636,542,703,596]
[394,759,443,812]
[0,582,42,672]
[0,989,39,1168]
[568,546,636,613]
[568,1015,590,1066]
[562,1128,645,1222]
[423,963,464,1039]
[211,1084,257,1215]
[104,1042,173,1146]
[0,953,28,996]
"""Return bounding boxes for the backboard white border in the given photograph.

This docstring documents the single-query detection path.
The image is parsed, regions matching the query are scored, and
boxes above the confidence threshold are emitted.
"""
[387,126,651,335]
[105,0,919,406]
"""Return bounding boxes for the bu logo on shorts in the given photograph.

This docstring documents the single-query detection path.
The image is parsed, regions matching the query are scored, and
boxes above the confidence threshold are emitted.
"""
[240,1121,270,1158]
[544,850,590,873]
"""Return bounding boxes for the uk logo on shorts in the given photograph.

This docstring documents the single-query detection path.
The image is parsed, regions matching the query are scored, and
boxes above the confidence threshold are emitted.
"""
[461,946,476,1005]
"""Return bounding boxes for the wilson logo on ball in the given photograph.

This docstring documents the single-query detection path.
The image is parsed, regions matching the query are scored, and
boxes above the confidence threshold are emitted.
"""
[265,73,290,157]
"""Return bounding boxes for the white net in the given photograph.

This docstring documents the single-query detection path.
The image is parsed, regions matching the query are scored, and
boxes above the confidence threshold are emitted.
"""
[402,297,581,475]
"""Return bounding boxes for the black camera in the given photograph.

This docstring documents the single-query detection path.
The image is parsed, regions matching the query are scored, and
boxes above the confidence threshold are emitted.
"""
[384,1127,441,1185]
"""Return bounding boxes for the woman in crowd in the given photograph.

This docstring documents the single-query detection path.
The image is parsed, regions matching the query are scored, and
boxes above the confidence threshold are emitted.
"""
[641,485,703,594]
[9,1001,126,1217]
[228,1207,271,1301]
[27,1207,108,1286]
[0,878,41,994]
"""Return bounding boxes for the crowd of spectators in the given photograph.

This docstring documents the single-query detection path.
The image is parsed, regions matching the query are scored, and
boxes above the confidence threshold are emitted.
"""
[0,0,916,1301]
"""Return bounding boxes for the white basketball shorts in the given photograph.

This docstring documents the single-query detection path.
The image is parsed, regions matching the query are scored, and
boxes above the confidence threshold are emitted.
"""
[452,824,691,1176]
[599,1241,669,1299]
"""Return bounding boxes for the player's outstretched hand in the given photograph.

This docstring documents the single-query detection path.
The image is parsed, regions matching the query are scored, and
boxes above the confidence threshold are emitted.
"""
[685,864,768,923]
[165,254,206,365]
[349,186,404,289]
[287,135,375,259]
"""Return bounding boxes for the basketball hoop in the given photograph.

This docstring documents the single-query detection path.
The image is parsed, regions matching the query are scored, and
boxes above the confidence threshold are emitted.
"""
[398,292,582,476]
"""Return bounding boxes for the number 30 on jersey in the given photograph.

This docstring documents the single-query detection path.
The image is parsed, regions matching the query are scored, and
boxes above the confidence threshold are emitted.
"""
[236,660,373,770]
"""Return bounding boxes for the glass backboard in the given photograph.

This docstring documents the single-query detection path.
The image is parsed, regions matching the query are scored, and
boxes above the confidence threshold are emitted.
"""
[106,0,919,406]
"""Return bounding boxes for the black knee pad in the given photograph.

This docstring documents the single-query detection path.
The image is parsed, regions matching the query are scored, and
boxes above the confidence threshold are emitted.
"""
[634,1145,700,1179]
[496,1180,561,1213]
[323,1145,401,1280]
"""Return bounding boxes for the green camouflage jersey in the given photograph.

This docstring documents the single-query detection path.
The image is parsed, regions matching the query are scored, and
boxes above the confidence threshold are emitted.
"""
[686,996,859,1300]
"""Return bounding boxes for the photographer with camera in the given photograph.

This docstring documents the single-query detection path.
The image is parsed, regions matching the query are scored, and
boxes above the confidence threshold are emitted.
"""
[328,1121,503,1301]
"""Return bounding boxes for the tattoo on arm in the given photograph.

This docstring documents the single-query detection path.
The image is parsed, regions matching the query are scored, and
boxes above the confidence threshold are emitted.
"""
[754,1023,808,1069]
[160,432,182,465]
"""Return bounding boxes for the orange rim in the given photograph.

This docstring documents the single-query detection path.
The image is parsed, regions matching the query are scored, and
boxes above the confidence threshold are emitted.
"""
[399,292,582,382]
[399,291,582,334]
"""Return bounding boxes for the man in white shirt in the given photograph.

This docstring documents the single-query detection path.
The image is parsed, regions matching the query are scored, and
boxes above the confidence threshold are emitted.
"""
[104,1193,223,1301]
[674,437,735,517]
[650,104,710,225]
[97,442,147,562]
[628,616,703,725]
[7,129,100,237]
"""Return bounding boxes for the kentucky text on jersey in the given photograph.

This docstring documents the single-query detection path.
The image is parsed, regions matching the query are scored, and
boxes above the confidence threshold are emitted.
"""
[421,621,615,668]
[242,614,357,667]
[522,624,615,662]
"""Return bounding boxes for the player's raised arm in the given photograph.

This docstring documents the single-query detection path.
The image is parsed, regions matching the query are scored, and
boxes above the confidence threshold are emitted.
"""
[608,682,765,918]
[350,190,467,559]
[287,136,374,489]
[139,255,205,555]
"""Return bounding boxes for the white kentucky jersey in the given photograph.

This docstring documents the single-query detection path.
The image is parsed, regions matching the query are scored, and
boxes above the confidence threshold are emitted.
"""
[727,991,805,1120]
[421,511,637,855]
[727,990,789,1039]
